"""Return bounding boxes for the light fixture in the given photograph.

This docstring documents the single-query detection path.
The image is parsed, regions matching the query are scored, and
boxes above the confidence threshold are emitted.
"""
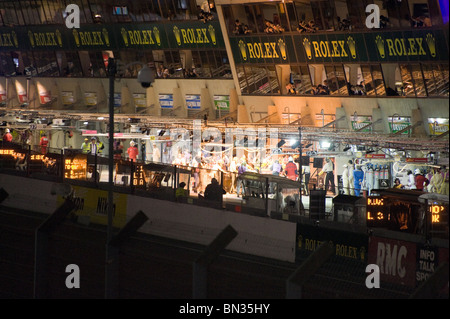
[97,116,105,120]
[277,139,286,148]
[291,141,301,149]
[304,143,313,149]
[343,145,351,152]
[320,140,331,149]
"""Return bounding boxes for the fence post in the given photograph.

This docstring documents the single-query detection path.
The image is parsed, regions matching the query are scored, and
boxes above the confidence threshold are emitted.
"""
[286,241,334,299]
[192,225,238,299]
[34,199,76,299]
[105,211,148,299]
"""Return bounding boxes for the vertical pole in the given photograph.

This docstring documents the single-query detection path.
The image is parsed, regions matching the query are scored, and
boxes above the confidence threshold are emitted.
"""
[298,126,302,211]
[26,144,31,177]
[105,57,116,299]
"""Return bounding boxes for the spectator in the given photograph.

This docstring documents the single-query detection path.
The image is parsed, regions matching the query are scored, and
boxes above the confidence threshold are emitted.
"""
[393,178,404,189]
[3,128,12,144]
[204,178,226,202]
[113,140,124,160]
[40,133,49,154]
[127,140,139,162]
[285,157,298,181]
[176,182,188,201]
[414,169,429,191]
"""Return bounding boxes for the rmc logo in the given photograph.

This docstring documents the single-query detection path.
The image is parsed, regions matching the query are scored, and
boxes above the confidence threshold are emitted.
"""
[65,4,80,29]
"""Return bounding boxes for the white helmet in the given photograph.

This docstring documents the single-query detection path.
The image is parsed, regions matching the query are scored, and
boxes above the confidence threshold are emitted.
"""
[5,128,10,133]
[130,141,135,146]
[414,168,421,175]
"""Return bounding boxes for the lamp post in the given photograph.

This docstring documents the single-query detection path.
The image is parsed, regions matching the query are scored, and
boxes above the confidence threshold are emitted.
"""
[105,57,116,299]
[298,124,305,215]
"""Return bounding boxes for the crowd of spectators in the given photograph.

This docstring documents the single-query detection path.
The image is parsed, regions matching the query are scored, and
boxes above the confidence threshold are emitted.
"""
[296,20,318,33]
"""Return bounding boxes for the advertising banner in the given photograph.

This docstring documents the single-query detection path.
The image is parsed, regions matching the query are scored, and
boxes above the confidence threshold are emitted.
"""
[213,95,230,110]
[57,185,127,228]
[428,117,449,136]
[61,91,75,105]
[368,236,416,287]
[185,94,201,110]
[351,115,372,132]
[159,94,173,109]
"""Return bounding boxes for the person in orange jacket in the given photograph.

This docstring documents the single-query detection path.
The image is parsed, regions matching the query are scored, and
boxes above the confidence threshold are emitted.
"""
[40,133,49,154]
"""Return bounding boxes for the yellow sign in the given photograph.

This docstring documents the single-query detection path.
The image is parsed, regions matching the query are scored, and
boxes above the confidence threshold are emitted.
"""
[0,31,18,48]
[303,36,356,60]
[64,156,87,180]
[429,205,445,223]
[367,197,384,206]
[27,29,63,48]
[173,25,216,46]
[72,28,110,47]
[121,27,161,47]
[58,185,127,227]
[375,33,435,58]
[238,38,287,61]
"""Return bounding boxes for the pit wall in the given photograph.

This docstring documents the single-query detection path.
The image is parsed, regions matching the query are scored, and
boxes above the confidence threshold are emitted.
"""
[0,173,297,263]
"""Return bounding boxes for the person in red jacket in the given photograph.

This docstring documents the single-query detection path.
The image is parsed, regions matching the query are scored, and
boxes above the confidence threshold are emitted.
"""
[284,156,298,181]
[3,128,12,143]
[414,168,429,191]
[127,140,139,162]
[40,133,49,154]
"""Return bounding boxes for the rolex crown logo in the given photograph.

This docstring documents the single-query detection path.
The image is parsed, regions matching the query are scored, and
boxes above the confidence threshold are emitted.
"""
[121,28,129,47]
[347,36,356,59]
[277,39,287,60]
[28,30,35,48]
[153,26,161,46]
[375,35,385,58]
[238,40,247,61]
[302,38,312,60]
[102,28,110,46]
[12,31,18,48]
[208,25,216,45]
[56,29,62,47]
[425,33,436,57]
[297,235,303,250]
[173,26,181,46]
[73,29,80,47]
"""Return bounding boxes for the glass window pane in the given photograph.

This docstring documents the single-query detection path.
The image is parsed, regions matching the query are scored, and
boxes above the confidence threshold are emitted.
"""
[291,65,313,95]
[266,66,280,94]
[0,52,15,76]
[32,51,60,76]
[410,64,426,97]
[324,65,339,95]
[371,64,386,96]
[244,65,256,93]
[436,64,449,96]
[421,63,438,96]
[334,65,349,95]
[399,64,416,97]
[251,67,271,94]
[237,66,249,94]
[360,65,376,96]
